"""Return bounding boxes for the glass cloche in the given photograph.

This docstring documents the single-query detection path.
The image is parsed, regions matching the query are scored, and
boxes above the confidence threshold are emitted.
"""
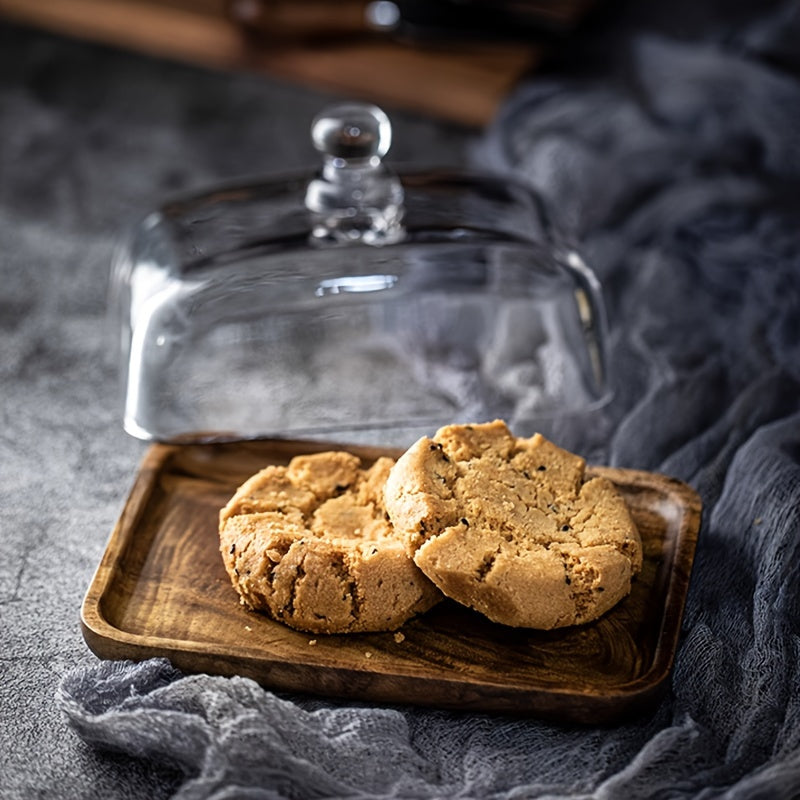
[109,102,610,447]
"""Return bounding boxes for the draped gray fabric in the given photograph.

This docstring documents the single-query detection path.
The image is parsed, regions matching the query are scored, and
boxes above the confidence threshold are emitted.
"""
[6,1,800,797]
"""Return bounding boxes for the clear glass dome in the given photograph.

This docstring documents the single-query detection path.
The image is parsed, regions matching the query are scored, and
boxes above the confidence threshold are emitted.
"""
[109,103,610,446]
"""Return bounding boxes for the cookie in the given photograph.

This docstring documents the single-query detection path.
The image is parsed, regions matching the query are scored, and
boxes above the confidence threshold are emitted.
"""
[219,451,441,634]
[383,420,642,629]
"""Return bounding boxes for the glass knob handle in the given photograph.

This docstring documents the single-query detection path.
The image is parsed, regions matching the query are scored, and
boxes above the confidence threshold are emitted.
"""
[305,102,405,245]
[311,102,392,164]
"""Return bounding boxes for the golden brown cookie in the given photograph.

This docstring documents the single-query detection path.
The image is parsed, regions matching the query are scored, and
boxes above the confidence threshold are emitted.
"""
[383,420,642,629]
[219,451,441,634]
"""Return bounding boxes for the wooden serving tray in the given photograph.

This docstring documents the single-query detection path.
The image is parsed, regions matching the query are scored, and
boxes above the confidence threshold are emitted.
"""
[82,438,701,723]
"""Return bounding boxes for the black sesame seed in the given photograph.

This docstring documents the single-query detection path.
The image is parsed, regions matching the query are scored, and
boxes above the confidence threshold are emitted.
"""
[461,518,469,527]
[561,524,571,531]
[537,465,547,472]
[229,543,236,554]
[565,576,571,585]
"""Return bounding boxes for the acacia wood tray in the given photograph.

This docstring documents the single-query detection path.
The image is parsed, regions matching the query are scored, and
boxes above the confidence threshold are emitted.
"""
[81,438,701,723]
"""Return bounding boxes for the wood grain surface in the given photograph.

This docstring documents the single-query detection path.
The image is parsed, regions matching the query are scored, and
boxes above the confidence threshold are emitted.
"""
[81,438,701,723]
[0,0,542,127]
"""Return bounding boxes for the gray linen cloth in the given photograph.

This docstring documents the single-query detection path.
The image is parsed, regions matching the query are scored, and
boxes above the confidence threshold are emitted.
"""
[53,3,800,798]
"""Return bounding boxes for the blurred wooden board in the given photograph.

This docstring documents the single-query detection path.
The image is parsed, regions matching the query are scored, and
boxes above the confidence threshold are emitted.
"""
[81,438,701,723]
[0,0,543,126]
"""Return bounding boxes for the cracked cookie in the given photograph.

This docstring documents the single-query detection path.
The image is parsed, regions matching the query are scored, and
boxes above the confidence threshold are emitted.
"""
[219,451,441,634]
[383,420,642,629]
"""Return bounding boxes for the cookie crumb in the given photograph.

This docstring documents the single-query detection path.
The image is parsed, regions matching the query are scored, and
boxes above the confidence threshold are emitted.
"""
[244,625,252,631]
[308,639,317,646]
[393,632,405,644]
[364,651,373,658]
